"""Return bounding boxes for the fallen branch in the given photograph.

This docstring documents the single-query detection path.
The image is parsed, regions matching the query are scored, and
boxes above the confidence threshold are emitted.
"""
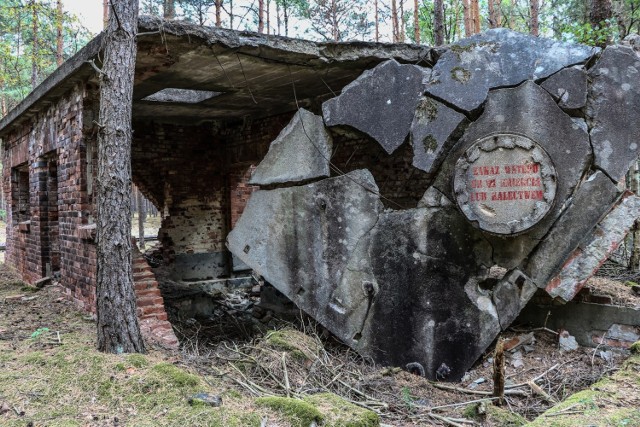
[430,382,528,397]
[430,397,498,411]
[428,412,469,427]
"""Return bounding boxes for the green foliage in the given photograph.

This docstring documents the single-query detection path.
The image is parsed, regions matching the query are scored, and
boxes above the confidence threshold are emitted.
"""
[0,0,91,116]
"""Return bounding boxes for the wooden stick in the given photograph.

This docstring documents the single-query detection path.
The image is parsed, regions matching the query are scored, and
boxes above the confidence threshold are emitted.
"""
[430,397,498,411]
[282,352,291,398]
[493,338,506,405]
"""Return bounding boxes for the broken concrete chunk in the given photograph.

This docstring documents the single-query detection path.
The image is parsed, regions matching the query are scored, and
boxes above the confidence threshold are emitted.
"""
[525,171,621,287]
[587,45,640,182]
[540,66,588,110]
[545,192,640,302]
[249,109,332,186]
[363,206,497,381]
[410,97,468,174]
[322,60,428,154]
[228,169,382,345]
[418,186,453,208]
[492,270,537,330]
[425,28,596,112]
[559,330,579,352]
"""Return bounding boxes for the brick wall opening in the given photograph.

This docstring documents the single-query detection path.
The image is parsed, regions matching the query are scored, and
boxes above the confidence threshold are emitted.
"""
[12,165,29,224]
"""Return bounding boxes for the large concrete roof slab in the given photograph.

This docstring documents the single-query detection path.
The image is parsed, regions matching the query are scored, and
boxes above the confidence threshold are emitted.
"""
[0,16,434,135]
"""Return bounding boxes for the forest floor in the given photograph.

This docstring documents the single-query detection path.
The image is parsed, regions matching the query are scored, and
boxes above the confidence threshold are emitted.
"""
[1,261,639,426]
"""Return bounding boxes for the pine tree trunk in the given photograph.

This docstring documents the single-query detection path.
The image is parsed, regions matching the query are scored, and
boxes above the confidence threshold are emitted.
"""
[56,0,63,66]
[392,0,399,42]
[163,0,175,19]
[434,0,445,45]
[258,0,264,33]
[375,0,379,42]
[530,0,539,35]
[413,0,419,43]
[31,1,38,89]
[103,0,109,29]
[266,0,270,34]
[488,0,502,27]
[215,0,222,26]
[399,0,405,42]
[471,0,480,33]
[96,0,145,354]
[463,0,472,36]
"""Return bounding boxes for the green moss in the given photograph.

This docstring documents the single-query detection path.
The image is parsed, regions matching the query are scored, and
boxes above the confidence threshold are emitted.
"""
[451,66,471,83]
[423,135,439,153]
[256,396,324,427]
[486,405,527,426]
[20,285,40,293]
[624,281,638,287]
[417,97,438,121]
[151,362,199,387]
[126,353,149,368]
[304,392,379,427]
[264,329,320,361]
[630,341,640,355]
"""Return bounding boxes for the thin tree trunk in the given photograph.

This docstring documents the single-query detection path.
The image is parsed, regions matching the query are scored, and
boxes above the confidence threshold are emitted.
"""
[229,0,234,29]
[31,0,38,89]
[164,0,175,19]
[463,0,472,36]
[471,0,480,33]
[283,0,288,36]
[434,0,445,45]
[136,188,146,250]
[96,0,145,354]
[375,0,379,42]
[266,0,270,34]
[400,0,405,42]
[103,0,109,29]
[413,0,419,43]
[392,0,399,41]
[258,0,264,33]
[215,0,222,26]
[488,0,502,27]
[276,0,281,34]
[331,0,338,41]
[530,0,539,35]
[493,338,505,405]
[56,0,63,66]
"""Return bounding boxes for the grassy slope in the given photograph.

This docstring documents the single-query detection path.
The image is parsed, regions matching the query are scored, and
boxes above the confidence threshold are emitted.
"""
[526,350,640,427]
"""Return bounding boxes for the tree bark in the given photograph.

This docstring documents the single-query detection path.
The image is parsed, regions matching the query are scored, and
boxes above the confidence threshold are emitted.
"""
[96,0,145,354]
[56,0,64,66]
[266,0,271,34]
[163,0,175,19]
[530,0,539,36]
[215,0,223,26]
[463,0,472,36]
[471,0,480,33]
[488,0,502,28]
[434,0,445,45]
[392,0,399,42]
[103,0,109,29]
[375,0,379,42]
[493,338,505,406]
[258,0,265,33]
[399,0,405,42]
[30,0,38,89]
[413,0,419,43]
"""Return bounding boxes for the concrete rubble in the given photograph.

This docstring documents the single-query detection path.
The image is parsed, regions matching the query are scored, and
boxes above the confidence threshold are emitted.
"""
[227,29,640,380]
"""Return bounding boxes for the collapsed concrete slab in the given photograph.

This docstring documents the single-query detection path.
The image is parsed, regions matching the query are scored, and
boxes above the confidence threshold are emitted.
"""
[425,29,597,112]
[249,109,332,186]
[322,60,429,154]
[541,66,588,110]
[410,97,468,174]
[587,45,640,182]
[226,30,640,381]
[545,193,640,302]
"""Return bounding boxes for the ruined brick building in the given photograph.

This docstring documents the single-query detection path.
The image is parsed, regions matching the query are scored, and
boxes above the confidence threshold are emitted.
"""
[0,17,428,348]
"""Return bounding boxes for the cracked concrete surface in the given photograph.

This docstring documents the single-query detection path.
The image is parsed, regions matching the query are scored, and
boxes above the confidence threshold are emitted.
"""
[228,29,640,380]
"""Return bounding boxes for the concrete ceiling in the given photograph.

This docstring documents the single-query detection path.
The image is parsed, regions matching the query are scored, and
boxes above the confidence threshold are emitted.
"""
[0,16,436,135]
